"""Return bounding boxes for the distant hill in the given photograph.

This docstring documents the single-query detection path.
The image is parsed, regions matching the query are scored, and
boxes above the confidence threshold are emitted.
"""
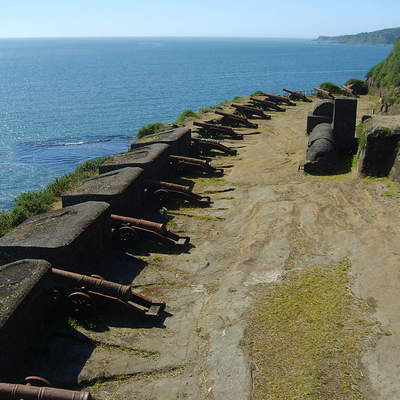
[367,38,400,87]
[317,27,400,45]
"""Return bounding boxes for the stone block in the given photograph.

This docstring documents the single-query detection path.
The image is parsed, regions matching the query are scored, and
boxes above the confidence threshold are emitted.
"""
[0,202,111,272]
[0,259,52,380]
[62,167,145,217]
[130,127,191,156]
[359,126,400,177]
[333,97,358,153]
[99,143,172,178]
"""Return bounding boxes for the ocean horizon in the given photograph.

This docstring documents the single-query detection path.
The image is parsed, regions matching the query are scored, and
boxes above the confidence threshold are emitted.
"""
[0,37,392,210]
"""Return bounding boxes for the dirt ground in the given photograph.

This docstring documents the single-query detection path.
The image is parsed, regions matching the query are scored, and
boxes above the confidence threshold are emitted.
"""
[30,96,400,399]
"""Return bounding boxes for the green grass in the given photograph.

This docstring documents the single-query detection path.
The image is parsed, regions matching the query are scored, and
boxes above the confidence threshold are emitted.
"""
[0,156,108,237]
[367,38,400,88]
[319,82,342,94]
[137,122,168,139]
[175,109,199,126]
[245,259,376,400]
[251,90,265,96]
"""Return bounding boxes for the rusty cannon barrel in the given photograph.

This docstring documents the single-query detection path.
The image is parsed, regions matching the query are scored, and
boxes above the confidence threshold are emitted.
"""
[214,111,258,128]
[144,178,211,207]
[0,383,100,400]
[250,97,286,112]
[314,87,334,100]
[193,121,243,139]
[169,154,209,166]
[51,268,166,316]
[283,88,312,102]
[231,104,271,119]
[110,214,166,232]
[51,268,132,302]
[144,179,192,193]
[260,92,296,106]
[191,137,237,156]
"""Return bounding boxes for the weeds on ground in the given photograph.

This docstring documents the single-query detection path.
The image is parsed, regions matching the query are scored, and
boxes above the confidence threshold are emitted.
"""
[244,259,377,400]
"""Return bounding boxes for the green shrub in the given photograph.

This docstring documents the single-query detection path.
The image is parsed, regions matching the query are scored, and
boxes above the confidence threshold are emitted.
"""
[137,122,167,139]
[344,78,368,95]
[320,82,342,94]
[0,156,108,237]
[232,96,242,101]
[251,90,264,96]
[175,110,199,126]
[388,93,400,105]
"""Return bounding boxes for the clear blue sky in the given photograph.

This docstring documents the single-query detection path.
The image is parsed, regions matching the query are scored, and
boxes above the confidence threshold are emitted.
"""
[1,0,399,39]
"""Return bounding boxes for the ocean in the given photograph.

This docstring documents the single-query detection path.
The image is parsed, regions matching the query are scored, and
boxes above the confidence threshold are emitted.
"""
[0,37,392,210]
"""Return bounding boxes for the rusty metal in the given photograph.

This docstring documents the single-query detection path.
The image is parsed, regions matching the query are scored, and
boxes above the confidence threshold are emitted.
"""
[51,268,165,316]
[145,179,191,193]
[249,97,286,112]
[231,104,271,119]
[169,155,223,177]
[191,137,237,156]
[259,92,296,106]
[214,111,258,128]
[114,224,190,251]
[341,85,358,97]
[0,382,99,400]
[144,179,212,206]
[193,121,243,140]
[111,214,190,250]
[283,88,312,102]
[169,154,209,166]
[111,214,166,232]
[68,291,97,315]
[314,87,334,100]
[25,377,52,387]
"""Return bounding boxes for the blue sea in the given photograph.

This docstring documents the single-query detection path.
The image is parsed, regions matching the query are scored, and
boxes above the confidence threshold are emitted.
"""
[0,37,392,210]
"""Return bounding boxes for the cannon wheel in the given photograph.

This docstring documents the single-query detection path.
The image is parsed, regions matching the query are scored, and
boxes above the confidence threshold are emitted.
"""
[25,376,52,387]
[68,291,96,315]
[113,226,138,249]
[154,189,171,205]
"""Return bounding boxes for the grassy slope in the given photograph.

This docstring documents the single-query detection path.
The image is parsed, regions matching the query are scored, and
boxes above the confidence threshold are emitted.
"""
[367,38,400,88]
[245,260,377,399]
[0,156,108,237]
[318,27,400,45]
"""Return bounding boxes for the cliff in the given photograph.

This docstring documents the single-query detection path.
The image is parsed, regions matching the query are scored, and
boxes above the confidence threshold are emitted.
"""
[317,27,400,45]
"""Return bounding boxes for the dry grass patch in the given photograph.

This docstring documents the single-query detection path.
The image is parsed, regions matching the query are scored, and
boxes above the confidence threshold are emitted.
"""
[245,259,377,400]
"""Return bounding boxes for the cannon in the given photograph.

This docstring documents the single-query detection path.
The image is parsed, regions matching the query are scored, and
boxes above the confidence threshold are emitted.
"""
[259,92,296,106]
[249,98,286,112]
[314,87,334,100]
[193,121,243,140]
[111,214,190,250]
[214,111,258,128]
[283,88,312,102]
[231,104,271,119]
[50,268,165,317]
[303,123,338,174]
[191,137,237,157]
[0,381,102,400]
[144,179,212,206]
[168,154,223,176]
[341,85,358,98]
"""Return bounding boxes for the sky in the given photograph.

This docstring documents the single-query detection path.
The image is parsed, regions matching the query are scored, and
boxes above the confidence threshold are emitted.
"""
[1,0,399,39]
